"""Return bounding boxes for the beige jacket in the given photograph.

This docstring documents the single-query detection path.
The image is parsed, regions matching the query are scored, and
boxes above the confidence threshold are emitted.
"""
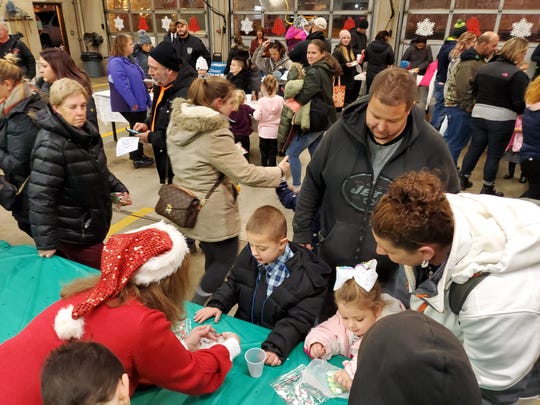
[167,99,282,241]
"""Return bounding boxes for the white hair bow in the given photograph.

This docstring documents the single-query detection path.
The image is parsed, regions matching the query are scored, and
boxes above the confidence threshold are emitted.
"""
[334,260,378,291]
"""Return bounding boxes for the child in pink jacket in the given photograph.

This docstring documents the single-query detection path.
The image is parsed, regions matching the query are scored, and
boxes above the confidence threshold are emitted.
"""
[254,75,284,166]
[304,260,404,391]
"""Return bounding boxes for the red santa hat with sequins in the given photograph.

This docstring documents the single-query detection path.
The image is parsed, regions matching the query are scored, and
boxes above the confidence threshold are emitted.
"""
[54,221,189,340]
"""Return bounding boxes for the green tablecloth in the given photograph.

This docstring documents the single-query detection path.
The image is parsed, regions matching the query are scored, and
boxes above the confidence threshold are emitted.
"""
[0,241,347,404]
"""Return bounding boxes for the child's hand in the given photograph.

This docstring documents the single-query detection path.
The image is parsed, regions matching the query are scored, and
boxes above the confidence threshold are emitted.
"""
[264,350,282,366]
[221,331,241,345]
[194,307,222,323]
[333,369,353,391]
[309,342,326,359]
[184,325,218,351]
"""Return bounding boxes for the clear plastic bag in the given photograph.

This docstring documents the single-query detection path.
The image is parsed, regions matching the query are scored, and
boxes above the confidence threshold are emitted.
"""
[271,365,327,405]
[301,359,349,399]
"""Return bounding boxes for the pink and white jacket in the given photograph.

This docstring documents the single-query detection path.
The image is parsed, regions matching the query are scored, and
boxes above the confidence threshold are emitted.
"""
[254,95,284,139]
[304,293,404,378]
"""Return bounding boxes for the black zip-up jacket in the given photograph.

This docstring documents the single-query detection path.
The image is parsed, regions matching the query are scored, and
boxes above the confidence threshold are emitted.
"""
[172,34,211,69]
[147,62,197,183]
[473,57,530,114]
[207,242,331,361]
[28,106,127,250]
[292,98,459,281]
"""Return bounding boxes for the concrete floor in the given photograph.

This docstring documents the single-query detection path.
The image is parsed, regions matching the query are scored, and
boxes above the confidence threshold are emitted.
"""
[0,76,528,295]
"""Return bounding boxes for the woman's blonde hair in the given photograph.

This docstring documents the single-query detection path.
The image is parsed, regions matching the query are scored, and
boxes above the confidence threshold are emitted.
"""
[110,34,132,57]
[499,37,528,64]
[49,78,88,106]
[0,54,23,82]
[188,77,234,108]
[61,256,191,325]
[335,279,384,314]
[450,31,477,59]
[525,76,540,105]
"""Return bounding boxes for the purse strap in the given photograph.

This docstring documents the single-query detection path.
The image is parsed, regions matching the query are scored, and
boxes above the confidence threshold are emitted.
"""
[16,176,30,195]
[200,173,225,206]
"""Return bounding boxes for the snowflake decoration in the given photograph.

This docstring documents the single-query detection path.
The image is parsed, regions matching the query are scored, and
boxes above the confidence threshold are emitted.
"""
[415,18,435,37]
[161,16,172,31]
[114,15,124,31]
[240,17,253,35]
[510,18,533,38]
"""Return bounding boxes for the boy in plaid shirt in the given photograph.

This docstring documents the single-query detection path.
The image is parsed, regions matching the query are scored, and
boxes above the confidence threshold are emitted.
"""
[195,205,331,366]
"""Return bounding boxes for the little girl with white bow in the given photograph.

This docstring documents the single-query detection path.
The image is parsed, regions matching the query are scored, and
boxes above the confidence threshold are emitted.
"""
[304,260,404,390]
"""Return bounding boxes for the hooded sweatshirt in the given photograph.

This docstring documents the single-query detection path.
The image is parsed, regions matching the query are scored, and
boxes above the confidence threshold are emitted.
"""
[349,311,482,404]
[405,193,540,395]
[444,47,485,112]
[292,98,459,280]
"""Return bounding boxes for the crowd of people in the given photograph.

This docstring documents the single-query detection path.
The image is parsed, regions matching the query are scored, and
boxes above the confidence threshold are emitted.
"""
[0,15,539,405]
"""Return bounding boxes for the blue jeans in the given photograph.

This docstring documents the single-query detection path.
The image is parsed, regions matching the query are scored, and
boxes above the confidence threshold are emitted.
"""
[286,131,322,187]
[460,118,515,184]
[430,82,446,130]
[444,106,472,165]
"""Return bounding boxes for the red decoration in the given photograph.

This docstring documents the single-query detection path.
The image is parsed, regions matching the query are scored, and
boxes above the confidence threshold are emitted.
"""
[466,17,480,37]
[343,17,355,31]
[138,16,149,31]
[189,16,200,33]
[272,17,286,36]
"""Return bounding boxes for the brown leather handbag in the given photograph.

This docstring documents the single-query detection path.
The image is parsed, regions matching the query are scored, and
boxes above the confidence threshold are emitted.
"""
[155,174,224,228]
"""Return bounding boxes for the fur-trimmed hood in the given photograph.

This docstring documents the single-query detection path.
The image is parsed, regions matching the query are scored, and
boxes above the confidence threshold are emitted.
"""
[167,98,231,147]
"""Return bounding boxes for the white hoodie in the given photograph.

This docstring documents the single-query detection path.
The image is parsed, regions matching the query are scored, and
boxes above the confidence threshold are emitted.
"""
[405,193,540,392]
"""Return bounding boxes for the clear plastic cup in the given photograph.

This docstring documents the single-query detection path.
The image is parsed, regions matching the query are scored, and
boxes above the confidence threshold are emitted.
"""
[244,347,266,378]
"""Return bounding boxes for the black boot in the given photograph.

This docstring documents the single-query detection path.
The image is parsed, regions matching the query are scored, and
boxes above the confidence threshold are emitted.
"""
[519,174,527,184]
[503,163,515,179]
[460,175,473,190]
[133,155,154,169]
[480,184,503,197]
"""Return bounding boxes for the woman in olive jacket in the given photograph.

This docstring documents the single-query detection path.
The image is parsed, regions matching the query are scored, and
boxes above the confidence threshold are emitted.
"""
[286,39,342,191]
[29,79,129,269]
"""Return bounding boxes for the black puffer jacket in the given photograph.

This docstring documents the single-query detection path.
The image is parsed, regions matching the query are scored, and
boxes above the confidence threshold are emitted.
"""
[364,39,394,88]
[147,62,197,183]
[28,105,128,250]
[0,89,45,232]
[207,242,331,360]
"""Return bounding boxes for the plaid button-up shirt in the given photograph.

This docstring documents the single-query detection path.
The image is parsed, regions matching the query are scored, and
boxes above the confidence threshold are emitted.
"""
[259,244,293,297]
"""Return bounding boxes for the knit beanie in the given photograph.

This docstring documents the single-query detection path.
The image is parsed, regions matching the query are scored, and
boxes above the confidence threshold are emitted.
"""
[138,30,152,45]
[357,17,369,29]
[313,17,327,30]
[196,56,208,71]
[150,41,181,71]
[451,19,467,38]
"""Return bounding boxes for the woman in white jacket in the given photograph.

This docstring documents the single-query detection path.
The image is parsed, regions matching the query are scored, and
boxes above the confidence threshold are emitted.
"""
[371,171,540,404]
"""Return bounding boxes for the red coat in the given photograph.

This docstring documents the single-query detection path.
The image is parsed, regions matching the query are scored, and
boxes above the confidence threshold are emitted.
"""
[0,294,232,404]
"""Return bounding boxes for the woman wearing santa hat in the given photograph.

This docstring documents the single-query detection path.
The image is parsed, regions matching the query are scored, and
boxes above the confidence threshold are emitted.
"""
[0,222,241,404]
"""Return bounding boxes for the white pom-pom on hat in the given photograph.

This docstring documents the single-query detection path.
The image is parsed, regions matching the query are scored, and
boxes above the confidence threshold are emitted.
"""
[54,305,85,340]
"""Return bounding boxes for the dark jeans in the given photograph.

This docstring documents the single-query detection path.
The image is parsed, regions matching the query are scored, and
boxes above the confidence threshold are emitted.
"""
[460,118,515,184]
[199,236,239,294]
[444,106,472,165]
[522,157,540,199]
[120,111,147,160]
[259,137,277,167]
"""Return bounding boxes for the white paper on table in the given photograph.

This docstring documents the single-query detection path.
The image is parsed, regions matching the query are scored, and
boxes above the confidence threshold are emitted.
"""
[116,136,140,156]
